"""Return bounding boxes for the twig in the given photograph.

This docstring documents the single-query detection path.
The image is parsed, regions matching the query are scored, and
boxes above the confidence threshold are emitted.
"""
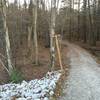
[0,53,6,59]
[0,58,10,75]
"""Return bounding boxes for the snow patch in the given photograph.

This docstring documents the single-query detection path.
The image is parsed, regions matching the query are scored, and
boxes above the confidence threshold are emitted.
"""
[0,71,61,100]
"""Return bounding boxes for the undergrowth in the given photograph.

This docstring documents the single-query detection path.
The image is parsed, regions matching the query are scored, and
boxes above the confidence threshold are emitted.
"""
[9,69,24,83]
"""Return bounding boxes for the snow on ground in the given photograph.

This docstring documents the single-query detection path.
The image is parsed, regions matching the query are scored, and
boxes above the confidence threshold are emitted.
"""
[0,71,61,100]
[59,43,100,100]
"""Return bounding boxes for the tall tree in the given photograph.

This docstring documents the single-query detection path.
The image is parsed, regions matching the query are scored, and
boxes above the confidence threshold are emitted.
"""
[97,0,100,41]
[23,0,27,10]
[69,0,72,40]
[77,0,80,40]
[50,0,57,70]
[32,0,39,65]
[14,0,18,9]
[87,0,96,45]
[90,0,97,45]
[29,0,33,15]
[1,0,13,75]
[82,0,87,43]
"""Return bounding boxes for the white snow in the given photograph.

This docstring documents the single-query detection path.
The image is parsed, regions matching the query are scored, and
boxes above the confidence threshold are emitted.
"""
[0,71,61,100]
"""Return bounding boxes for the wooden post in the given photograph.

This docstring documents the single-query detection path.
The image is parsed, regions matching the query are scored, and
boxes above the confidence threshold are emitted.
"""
[28,27,32,48]
[55,35,63,71]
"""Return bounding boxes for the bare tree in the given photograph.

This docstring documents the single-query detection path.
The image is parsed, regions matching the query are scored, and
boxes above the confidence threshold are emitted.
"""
[1,0,13,75]
[82,0,87,43]
[77,0,80,40]
[23,0,27,10]
[97,0,100,41]
[50,0,58,70]
[69,0,72,40]
[87,0,95,45]
[32,0,39,65]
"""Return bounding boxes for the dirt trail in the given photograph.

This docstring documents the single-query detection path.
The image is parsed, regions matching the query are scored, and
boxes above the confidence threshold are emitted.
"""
[59,42,100,100]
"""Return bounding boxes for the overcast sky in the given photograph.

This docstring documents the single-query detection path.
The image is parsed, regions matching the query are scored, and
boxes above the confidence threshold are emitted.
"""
[8,0,63,9]
[8,0,82,10]
[9,0,29,4]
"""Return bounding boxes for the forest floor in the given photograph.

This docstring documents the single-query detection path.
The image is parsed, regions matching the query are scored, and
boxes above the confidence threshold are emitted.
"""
[74,41,100,63]
[0,39,69,84]
[58,42,100,100]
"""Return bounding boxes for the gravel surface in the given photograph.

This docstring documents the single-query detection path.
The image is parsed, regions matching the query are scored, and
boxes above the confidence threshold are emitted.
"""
[59,43,100,100]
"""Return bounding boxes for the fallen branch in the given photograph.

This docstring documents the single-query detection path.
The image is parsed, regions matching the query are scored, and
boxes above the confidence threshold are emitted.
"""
[0,53,6,59]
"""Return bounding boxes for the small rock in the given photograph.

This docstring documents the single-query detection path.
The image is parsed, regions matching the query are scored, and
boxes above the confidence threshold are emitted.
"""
[50,91,54,96]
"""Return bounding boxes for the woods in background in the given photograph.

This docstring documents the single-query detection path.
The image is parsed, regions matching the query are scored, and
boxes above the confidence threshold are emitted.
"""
[0,0,100,74]
[61,0,100,45]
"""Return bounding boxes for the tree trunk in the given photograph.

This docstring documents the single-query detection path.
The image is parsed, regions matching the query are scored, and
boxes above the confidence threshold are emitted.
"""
[33,0,39,65]
[69,0,72,41]
[1,0,13,75]
[77,0,80,40]
[83,0,87,43]
[91,0,97,46]
[87,0,96,46]
[50,0,57,70]
[97,0,100,41]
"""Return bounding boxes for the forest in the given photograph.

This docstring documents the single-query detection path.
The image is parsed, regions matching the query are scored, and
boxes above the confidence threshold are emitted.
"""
[0,0,100,100]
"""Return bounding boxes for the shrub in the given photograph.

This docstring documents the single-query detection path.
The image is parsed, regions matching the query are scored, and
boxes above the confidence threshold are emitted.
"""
[9,69,24,83]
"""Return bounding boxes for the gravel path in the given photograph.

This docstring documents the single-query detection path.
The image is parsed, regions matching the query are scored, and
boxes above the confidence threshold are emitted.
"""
[59,43,100,100]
